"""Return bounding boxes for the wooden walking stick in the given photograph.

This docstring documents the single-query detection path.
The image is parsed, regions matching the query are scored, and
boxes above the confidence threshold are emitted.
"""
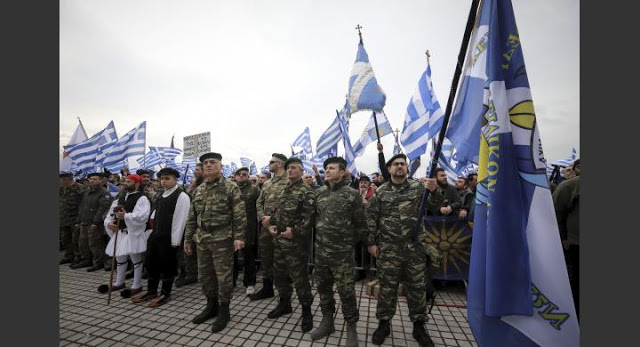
[107,206,124,305]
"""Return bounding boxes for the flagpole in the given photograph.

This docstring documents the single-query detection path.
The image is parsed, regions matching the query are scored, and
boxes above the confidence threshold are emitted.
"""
[183,164,189,185]
[355,25,383,144]
[411,0,481,243]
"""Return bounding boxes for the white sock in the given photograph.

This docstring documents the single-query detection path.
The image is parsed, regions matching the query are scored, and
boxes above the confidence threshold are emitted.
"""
[115,255,128,286]
[130,253,144,289]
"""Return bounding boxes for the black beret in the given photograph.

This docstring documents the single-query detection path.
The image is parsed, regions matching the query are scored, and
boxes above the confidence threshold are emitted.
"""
[271,153,288,162]
[200,152,222,163]
[284,157,303,169]
[385,153,408,168]
[59,172,73,178]
[87,172,103,178]
[235,167,249,175]
[323,156,348,169]
[136,169,150,176]
[157,167,180,178]
[359,174,371,182]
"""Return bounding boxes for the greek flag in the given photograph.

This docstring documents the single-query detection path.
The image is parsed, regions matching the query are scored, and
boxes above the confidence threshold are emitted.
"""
[346,42,386,115]
[301,156,324,174]
[137,150,163,168]
[392,131,402,155]
[222,164,233,178]
[103,122,146,171]
[60,120,88,172]
[149,146,182,162]
[546,148,577,178]
[352,111,393,157]
[249,162,258,175]
[64,121,118,172]
[316,114,341,158]
[229,162,238,175]
[240,157,253,168]
[291,127,313,159]
[464,1,580,346]
[400,63,444,161]
[337,110,357,173]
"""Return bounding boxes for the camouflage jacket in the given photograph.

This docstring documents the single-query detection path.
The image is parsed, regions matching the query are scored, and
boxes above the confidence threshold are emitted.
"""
[256,174,288,221]
[76,185,113,226]
[269,178,315,246]
[366,179,444,246]
[315,181,367,259]
[184,176,247,244]
[59,183,85,227]
[237,181,260,233]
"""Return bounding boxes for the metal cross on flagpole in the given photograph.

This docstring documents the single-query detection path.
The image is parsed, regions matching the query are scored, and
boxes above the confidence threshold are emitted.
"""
[355,24,363,44]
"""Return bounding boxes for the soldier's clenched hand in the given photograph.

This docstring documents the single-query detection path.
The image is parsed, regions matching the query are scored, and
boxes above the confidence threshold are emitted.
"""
[234,240,245,251]
[268,225,278,236]
[184,242,192,256]
[262,216,271,228]
[423,178,437,192]
[280,227,293,240]
[368,245,379,257]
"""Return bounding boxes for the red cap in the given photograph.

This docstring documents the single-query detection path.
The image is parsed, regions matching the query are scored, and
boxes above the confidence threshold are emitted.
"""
[127,174,142,184]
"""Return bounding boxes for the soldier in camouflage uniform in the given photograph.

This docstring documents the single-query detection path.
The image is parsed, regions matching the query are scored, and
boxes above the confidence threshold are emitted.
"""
[184,152,247,333]
[59,172,85,264]
[366,154,443,347]
[265,157,315,333]
[310,157,367,347]
[232,167,261,295]
[72,172,112,271]
[249,153,289,301]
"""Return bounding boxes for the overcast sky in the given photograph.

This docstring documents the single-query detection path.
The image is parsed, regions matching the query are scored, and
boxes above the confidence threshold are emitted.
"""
[60,0,579,175]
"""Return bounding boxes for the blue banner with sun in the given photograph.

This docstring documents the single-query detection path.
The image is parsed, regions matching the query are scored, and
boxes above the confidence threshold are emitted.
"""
[424,215,473,281]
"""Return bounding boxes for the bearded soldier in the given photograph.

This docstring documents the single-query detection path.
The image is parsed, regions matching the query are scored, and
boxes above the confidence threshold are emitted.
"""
[366,154,443,347]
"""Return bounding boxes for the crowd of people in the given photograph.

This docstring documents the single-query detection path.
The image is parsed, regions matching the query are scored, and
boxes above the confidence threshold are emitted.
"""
[59,143,580,347]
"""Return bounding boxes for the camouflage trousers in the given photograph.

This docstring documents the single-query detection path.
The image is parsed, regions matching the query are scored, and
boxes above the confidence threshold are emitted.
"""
[78,224,105,266]
[376,242,428,322]
[314,254,359,323]
[177,237,198,278]
[258,225,274,280]
[197,238,234,302]
[60,225,76,261]
[273,241,313,306]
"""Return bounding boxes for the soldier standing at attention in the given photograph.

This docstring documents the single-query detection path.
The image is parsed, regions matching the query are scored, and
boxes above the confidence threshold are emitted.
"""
[59,172,85,265]
[249,153,289,301]
[266,157,315,333]
[184,152,246,333]
[72,172,112,271]
[366,154,443,347]
[310,157,367,346]
[232,167,261,295]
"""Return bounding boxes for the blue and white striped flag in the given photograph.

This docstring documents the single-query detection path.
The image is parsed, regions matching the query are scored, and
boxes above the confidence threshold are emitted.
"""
[137,150,163,168]
[316,113,341,159]
[401,63,445,161]
[249,162,258,175]
[222,164,233,178]
[428,138,458,184]
[546,148,577,178]
[240,157,253,168]
[291,127,313,159]
[461,1,580,346]
[337,111,357,173]
[64,121,118,172]
[229,162,238,175]
[352,111,393,157]
[346,42,386,115]
[149,146,182,162]
[103,122,146,171]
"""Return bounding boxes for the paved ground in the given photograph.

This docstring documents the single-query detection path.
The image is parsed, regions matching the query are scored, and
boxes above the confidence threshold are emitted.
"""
[59,260,477,347]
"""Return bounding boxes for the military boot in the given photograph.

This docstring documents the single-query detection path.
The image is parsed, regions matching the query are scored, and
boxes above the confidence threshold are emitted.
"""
[371,319,390,345]
[267,297,292,319]
[412,321,434,347]
[211,301,230,333]
[310,315,335,340]
[301,304,313,332]
[345,321,359,347]
[249,278,274,301]
[192,297,218,324]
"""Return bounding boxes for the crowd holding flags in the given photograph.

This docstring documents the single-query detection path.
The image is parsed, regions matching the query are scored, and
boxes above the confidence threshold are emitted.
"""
[61,7,579,344]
